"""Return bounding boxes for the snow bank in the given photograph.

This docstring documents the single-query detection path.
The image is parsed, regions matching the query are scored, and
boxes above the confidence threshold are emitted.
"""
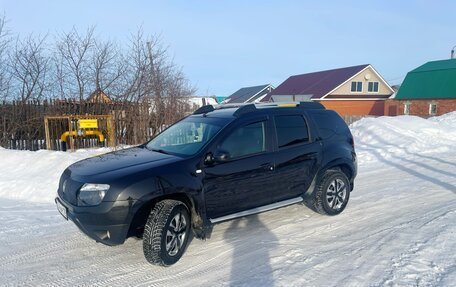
[0,148,113,203]
[350,111,456,163]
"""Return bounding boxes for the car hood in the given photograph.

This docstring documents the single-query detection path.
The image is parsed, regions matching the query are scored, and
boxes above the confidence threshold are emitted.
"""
[68,146,180,177]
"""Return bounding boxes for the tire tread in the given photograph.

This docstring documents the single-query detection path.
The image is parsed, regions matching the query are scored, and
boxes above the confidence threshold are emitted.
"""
[143,199,184,266]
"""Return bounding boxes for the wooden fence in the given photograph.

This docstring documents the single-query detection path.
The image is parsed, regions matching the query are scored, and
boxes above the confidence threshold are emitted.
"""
[0,98,192,151]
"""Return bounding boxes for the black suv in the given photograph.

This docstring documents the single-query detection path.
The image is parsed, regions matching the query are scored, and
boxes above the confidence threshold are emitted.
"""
[55,102,357,266]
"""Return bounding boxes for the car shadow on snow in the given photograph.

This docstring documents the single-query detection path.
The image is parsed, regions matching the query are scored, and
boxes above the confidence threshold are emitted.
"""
[361,131,456,194]
[223,214,278,287]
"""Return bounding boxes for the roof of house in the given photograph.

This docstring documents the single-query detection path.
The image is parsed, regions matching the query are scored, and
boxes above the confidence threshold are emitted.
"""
[215,96,227,103]
[225,84,273,103]
[87,88,111,103]
[395,59,456,100]
[262,64,369,102]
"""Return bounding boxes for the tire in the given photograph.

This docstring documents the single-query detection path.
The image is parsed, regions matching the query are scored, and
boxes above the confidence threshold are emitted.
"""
[143,200,191,266]
[313,170,350,216]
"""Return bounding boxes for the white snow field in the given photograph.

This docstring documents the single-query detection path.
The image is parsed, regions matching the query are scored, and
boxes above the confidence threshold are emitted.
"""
[0,113,455,286]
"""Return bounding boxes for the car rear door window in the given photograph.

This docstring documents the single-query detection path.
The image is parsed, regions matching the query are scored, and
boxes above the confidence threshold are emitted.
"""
[219,121,266,159]
[275,115,309,148]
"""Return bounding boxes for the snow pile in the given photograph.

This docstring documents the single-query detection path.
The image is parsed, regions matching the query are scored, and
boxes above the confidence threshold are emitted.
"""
[0,148,112,203]
[428,110,456,127]
[350,112,456,163]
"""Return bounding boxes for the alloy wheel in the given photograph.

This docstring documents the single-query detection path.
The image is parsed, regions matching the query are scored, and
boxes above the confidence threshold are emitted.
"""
[326,178,347,210]
[165,212,187,256]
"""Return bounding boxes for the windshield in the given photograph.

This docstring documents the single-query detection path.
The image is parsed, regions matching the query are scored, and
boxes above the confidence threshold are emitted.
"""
[146,117,225,156]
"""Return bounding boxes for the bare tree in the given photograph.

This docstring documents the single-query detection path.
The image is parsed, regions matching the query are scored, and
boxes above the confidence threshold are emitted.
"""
[0,15,11,101]
[92,39,126,95]
[121,28,150,103]
[8,34,50,102]
[55,26,95,101]
[0,23,197,150]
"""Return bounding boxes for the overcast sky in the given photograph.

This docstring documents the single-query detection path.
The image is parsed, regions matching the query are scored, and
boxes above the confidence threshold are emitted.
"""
[1,0,455,96]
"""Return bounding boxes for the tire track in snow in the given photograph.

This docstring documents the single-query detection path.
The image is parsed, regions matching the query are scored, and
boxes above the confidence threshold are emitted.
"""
[1,146,455,286]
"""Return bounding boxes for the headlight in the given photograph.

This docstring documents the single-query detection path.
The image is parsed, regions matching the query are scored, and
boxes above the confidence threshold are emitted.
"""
[77,183,110,206]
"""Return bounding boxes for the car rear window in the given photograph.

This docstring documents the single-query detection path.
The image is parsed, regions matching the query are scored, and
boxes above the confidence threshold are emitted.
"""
[274,115,309,148]
[309,110,349,139]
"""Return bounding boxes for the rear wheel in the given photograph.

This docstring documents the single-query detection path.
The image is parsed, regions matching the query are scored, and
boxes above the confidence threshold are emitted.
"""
[313,170,350,216]
[143,200,190,266]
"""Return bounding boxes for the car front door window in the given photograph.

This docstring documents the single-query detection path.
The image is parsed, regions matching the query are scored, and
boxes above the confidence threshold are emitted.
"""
[219,121,266,160]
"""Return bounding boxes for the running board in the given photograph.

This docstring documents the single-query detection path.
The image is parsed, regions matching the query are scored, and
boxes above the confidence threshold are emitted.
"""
[210,196,303,224]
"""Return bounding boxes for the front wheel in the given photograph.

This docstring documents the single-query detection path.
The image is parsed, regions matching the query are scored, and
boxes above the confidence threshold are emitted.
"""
[313,170,350,216]
[143,200,191,266]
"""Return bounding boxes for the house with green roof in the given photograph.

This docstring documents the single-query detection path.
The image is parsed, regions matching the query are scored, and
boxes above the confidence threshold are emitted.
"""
[385,59,456,116]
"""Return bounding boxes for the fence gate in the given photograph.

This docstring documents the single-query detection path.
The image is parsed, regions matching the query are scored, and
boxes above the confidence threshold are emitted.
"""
[44,115,115,151]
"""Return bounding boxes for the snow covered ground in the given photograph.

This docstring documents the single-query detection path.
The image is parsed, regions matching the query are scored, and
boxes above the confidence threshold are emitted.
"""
[0,113,455,286]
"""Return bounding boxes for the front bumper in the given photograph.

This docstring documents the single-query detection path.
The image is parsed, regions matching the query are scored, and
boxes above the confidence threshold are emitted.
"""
[55,196,138,246]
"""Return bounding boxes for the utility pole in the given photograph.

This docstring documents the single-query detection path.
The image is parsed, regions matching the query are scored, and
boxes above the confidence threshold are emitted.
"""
[452,45,456,59]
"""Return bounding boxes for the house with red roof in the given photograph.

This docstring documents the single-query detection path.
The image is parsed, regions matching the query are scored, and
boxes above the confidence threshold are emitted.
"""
[262,64,394,116]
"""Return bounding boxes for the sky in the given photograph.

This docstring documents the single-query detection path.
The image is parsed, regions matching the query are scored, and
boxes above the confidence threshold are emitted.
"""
[1,0,455,96]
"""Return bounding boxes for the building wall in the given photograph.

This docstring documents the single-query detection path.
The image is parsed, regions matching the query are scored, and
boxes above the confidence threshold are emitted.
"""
[385,99,456,117]
[318,100,385,116]
[330,66,393,96]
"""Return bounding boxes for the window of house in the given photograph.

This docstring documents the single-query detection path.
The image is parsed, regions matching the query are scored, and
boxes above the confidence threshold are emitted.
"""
[350,81,363,92]
[368,81,379,92]
[219,121,266,159]
[404,103,411,115]
[429,103,437,115]
[274,115,309,148]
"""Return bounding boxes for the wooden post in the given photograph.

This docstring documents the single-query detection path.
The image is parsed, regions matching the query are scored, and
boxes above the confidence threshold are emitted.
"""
[67,116,73,152]
[44,116,51,150]
[107,114,115,149]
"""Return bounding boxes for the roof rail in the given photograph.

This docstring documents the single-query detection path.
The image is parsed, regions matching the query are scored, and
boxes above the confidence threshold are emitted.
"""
[193,103,256,116]
[193,105,215,114]
[193,101,324,116]
[297,101,325,109]
[233,103,256,117]
[255,101,325,109]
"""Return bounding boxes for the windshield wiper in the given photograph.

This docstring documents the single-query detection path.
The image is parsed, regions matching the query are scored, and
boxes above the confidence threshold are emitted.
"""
[149,148,170,155]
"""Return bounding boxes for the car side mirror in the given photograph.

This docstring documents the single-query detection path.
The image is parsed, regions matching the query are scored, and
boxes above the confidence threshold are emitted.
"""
[204,153,214,165]
[213,150,231,163]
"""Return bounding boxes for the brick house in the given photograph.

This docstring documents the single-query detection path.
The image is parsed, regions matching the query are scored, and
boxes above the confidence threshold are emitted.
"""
[262,64,394,116]
[385,59,456,116]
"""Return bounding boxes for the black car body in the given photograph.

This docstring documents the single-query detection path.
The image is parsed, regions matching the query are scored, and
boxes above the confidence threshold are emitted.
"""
[56,102,357,265]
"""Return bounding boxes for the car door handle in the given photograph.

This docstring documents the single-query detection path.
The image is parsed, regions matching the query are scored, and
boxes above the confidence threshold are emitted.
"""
[260,163,274,171]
